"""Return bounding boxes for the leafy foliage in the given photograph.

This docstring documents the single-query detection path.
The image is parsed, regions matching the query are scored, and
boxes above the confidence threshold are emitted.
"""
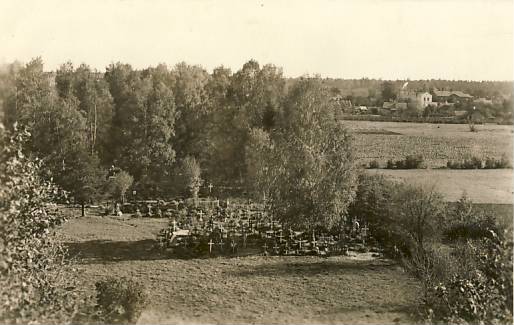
[448,154,511,169]
[248,78,358,229]
[173,156,203,199]
[95,277,148,324]
[0,125,80,323]
[385,154,425,169]
[426,232,513,324]
[106,170,134,204]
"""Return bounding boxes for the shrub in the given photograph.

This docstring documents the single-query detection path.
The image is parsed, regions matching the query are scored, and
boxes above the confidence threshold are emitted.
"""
[95,277,148,324]
[404,154,425,169]
[484,155,512,169]
[442,193,499,242]
[368,160,380,169]
[425,232,513,324]
[444,214,497,242]
[447,155,511,169]
[0,125,81,324]
[385,155,425,169]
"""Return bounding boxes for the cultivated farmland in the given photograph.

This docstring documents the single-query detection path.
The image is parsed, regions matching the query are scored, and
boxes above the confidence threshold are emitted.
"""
[347,121,513,168]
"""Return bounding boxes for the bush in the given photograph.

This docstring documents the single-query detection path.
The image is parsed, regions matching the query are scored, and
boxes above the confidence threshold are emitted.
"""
[368,160,380,169]
[444,214,497,242]
[95,277,148,324]
[0,126,81,324]
[384,155,425,169]
[484,155,512,169]
[448,155,510,169]
[424,232,513,324]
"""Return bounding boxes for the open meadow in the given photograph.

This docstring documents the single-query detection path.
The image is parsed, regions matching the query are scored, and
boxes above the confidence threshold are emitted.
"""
[347,121,513,168]
[57,215,421,325]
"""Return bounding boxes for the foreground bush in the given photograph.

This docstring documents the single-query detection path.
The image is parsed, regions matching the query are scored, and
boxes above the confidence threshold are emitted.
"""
[425,232,513,324]
[0,125,80,323]
[95,277,148,324]
[350,176,512,323]
[443,193,499,242]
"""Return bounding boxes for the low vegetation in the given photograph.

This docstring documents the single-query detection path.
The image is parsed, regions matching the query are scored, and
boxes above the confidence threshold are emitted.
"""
[0,126,81,323]
[95,277,148,324]
[350,174,513,324]
[385,155,425,169]
[447,155,511,169]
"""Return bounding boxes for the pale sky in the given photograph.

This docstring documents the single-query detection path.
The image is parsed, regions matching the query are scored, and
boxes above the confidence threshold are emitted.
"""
[1,0,513,80]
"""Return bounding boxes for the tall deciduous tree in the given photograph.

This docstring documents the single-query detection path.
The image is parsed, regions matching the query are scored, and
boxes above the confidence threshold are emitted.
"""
[173,156,203,199]
[56,63,114,159]
[107,170,134,204]
[381,81,397,102]
[248,78,357,229]
[4,58,53,129]
[169,62,210,159]
[105,64,177,196]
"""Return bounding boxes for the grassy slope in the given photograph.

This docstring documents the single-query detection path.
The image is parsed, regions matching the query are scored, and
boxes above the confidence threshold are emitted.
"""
[57,215,421,325]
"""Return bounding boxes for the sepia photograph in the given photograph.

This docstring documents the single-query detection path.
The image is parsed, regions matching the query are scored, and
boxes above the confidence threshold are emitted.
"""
[0,0,513,324]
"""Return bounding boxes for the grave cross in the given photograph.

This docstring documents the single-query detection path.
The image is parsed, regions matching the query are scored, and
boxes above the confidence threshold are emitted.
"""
[218,240,225,252]
[208,183,213,193]
[230,239,237,253]
[262,242,269,252]
[172,219,178,232]
[208,239,215,253]
[289,228,296,241]
[273,242,280,254]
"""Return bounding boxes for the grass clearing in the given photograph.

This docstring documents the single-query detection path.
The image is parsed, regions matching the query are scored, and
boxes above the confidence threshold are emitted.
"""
[57,215,421,324]
[369,169,513,204]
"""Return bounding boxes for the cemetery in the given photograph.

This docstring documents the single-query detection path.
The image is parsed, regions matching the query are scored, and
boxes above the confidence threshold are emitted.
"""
[152,201,376,258]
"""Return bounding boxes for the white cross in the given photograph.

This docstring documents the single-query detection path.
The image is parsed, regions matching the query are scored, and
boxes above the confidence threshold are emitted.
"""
[208,183,213,193]
[208,239,214,253]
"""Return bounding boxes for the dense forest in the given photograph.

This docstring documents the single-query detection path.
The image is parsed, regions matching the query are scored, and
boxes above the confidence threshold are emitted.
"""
[0,59,351,206]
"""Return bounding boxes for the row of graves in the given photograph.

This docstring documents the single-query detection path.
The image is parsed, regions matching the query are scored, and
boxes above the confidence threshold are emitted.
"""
[156,204,376,258]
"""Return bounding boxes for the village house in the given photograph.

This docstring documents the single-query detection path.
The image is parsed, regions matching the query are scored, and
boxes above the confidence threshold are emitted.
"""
[432,89,473,104]
[398,88,433,110]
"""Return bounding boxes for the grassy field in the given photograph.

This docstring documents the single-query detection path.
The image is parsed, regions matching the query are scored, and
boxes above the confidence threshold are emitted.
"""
[369,169,513,204]
[346,121,513,167]
[57,215,421,324]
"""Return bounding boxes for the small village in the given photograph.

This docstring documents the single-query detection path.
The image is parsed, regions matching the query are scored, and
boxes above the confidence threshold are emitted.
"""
[333,82,506,123]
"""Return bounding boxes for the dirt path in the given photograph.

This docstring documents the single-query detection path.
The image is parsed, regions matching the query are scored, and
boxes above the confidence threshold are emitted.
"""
[57,216,421,324]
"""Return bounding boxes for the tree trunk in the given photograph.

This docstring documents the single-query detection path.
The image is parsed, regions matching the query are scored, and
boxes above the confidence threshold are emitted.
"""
[81,203,85,217]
